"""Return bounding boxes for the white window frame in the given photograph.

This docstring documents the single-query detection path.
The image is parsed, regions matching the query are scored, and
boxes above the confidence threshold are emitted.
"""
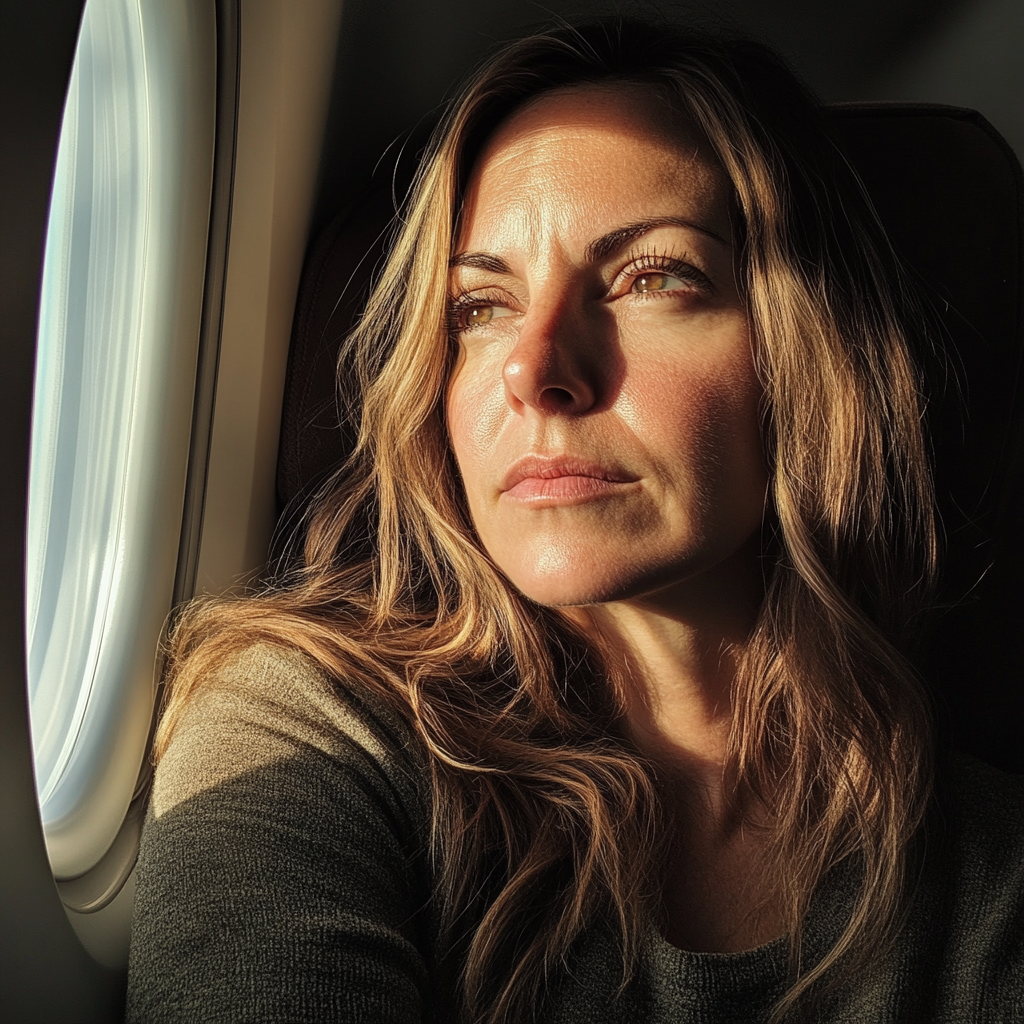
[27,0,216,884]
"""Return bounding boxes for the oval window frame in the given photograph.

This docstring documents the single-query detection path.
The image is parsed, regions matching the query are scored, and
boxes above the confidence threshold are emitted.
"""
[26,0,216,888]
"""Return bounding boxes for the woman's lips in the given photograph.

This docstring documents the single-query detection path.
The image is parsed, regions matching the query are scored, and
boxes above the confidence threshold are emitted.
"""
[500,456,639,505]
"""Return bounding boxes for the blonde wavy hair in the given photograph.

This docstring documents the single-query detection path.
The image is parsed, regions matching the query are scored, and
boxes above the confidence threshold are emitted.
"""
[156,19,937,1023]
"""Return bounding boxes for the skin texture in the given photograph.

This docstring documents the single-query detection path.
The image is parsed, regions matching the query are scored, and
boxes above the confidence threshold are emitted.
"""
[447,86,780,951]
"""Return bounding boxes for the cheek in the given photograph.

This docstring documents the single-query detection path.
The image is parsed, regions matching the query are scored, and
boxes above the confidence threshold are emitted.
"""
[619,341,766,509]
[446,357,508,494]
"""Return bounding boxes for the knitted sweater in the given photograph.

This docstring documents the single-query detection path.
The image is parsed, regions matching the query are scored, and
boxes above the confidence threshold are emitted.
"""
[126,643,1024,1023]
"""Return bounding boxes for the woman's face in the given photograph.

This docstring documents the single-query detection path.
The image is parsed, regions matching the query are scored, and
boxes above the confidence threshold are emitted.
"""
[446,85,768,608]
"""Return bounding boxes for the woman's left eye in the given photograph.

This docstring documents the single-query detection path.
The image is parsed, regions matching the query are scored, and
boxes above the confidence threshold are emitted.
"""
[622,256,713,299]
[631,271,687,294]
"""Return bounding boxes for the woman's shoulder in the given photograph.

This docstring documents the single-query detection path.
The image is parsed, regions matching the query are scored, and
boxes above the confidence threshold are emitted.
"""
[131,642,437,1023]
[922,753,1024,994]
[939,752,1024,855]
[933,752,1024,892]
[151,639,427,829]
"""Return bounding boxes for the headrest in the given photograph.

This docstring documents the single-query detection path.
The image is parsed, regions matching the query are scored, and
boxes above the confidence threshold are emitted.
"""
[277,182,397,512]
[277,103,1024,771]
[828,105,1024,773]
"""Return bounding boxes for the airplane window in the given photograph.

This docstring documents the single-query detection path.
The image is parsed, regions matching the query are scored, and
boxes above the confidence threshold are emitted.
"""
[25,0,214,884]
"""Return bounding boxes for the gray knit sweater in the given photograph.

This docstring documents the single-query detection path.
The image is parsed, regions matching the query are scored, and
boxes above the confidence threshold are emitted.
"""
[126,643,1024,1023]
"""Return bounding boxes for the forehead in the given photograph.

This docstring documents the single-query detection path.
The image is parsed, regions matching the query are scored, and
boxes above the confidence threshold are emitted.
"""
[456,85,733,254]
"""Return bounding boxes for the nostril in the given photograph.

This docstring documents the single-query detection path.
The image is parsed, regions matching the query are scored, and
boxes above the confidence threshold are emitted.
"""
[541,386,577,410]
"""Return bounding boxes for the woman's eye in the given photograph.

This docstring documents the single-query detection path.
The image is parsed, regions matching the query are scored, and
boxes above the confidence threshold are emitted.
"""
[463,305,495,327]
[632,271,686,294]
[453,302,513,332]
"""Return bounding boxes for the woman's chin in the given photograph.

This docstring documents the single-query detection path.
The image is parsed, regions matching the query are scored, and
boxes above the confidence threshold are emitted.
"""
[496,538,759,610]
[503,561,651,609]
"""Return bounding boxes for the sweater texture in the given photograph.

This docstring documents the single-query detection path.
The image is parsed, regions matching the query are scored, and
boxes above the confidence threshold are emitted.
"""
[126,643,1024,1023]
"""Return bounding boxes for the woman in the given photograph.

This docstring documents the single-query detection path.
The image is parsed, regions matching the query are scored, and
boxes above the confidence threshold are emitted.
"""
[127,19,1024,1024]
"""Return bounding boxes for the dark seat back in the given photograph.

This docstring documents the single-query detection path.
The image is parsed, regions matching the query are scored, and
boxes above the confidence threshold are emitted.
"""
[277,103,1024,772]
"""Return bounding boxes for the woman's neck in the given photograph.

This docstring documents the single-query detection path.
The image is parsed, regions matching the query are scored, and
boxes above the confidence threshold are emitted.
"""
[567,536,764,817]
[567,538,785,952]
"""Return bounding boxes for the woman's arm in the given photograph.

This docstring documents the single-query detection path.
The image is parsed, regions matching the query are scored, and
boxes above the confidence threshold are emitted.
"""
[126,644,435,1024]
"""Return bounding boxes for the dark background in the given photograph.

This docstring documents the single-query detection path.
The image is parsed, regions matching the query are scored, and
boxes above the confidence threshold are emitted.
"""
[311,0,1024,232]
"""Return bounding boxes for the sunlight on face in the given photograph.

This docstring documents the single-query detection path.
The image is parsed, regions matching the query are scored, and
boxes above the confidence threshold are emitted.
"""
[446,85,767,607]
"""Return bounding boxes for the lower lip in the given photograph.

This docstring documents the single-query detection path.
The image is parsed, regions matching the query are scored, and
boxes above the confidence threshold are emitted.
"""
[502,475,637,505]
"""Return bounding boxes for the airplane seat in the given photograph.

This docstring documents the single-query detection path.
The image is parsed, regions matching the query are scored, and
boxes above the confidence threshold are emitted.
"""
[276,180,400,522]
[276,103,1024,774]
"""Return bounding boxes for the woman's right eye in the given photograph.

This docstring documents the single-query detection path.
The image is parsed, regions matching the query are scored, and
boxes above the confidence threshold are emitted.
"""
[451,300,514,333]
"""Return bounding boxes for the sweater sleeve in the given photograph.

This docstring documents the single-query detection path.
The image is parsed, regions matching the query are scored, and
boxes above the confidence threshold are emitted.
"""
[126,644,436,1024]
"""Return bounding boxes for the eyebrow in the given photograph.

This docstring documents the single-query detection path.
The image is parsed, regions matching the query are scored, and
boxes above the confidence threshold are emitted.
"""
[584,217,729,264]
[449,252,512,273]
[449,217,729,275]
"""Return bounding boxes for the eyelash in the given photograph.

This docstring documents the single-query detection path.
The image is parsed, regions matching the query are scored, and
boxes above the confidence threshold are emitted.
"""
[622,248,714,296]
[447,250,713,333]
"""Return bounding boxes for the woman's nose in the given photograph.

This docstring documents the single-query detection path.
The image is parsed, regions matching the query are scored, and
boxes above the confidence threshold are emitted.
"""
[502,301,600,415]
